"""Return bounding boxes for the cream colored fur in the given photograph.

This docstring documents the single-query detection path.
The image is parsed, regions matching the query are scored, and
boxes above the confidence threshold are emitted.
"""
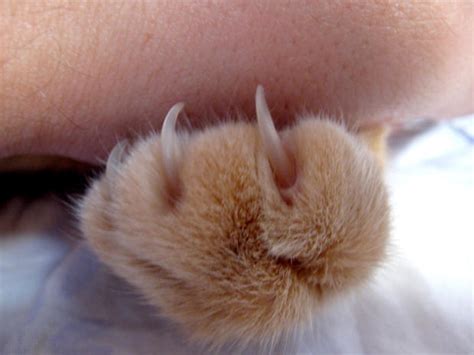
[79,116,390,347]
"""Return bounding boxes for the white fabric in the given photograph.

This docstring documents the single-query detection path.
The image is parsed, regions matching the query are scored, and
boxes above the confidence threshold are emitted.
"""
[1,116,473,354]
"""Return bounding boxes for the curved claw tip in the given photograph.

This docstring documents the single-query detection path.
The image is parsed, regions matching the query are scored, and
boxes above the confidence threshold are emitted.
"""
[106,140,129,177]
[255,85,296,189]
[162,102,185,137]
[161,102,185,189]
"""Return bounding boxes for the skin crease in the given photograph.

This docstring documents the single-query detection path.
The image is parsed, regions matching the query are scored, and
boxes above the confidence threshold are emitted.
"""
[0,0,472,164]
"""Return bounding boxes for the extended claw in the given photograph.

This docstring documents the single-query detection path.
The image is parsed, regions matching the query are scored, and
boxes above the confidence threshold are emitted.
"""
[256,85,296,189]
[106,140,129,177]
[161,102,185,197]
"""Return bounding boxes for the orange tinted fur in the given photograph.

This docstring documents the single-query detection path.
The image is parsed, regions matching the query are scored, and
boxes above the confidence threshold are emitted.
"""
[79,116,390,347]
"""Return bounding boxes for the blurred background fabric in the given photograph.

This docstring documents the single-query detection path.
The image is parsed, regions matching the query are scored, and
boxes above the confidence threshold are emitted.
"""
[0,115,473,354]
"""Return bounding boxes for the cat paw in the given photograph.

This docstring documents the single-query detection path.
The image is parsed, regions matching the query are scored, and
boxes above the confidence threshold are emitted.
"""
[79,86,390,347]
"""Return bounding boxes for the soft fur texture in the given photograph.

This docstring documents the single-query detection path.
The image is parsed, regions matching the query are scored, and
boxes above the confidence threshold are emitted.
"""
[79,115,390,347]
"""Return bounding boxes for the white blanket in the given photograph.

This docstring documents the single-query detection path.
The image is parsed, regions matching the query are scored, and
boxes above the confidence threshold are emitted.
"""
[1,116,472,354]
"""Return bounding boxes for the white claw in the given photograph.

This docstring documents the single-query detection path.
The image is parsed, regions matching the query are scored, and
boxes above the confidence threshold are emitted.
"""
[106,140,129,177]
[256,85,295,188]
[161,102,185,186]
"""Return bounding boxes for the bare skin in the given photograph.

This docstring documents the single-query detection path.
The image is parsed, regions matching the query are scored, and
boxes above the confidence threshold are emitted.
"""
[0,0,472,164]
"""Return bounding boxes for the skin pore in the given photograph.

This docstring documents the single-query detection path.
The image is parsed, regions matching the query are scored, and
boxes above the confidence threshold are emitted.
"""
[0,0,472,165]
